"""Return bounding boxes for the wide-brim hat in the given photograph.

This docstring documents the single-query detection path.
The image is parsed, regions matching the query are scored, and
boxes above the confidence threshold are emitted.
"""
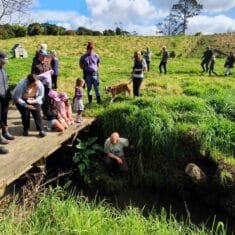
[48,90,60,101]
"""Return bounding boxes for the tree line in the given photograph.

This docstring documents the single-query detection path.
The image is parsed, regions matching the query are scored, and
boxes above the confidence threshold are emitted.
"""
[0,23,132,39]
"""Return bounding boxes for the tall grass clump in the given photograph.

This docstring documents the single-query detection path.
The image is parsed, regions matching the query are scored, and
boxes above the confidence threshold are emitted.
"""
[97,94,235,188]
[0,188,223,235]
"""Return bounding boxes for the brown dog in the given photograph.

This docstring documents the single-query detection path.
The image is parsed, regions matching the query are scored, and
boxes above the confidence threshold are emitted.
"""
[105,83,131,102]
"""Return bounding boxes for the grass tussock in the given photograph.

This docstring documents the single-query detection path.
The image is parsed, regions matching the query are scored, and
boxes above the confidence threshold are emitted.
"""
[0,188,223,235]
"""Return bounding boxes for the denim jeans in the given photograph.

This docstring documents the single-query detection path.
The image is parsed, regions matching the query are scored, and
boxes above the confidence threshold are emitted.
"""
[84,74,100,97]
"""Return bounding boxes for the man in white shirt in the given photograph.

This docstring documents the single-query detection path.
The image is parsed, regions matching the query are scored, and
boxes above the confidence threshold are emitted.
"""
[104,132,129,175]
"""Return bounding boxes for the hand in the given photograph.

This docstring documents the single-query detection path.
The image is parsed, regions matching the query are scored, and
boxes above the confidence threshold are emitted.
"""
[116,157,123,165]
[27,104,36,110]
[27,98,36,104]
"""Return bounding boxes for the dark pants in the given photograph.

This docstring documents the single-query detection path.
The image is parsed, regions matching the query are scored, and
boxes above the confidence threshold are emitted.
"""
[16,103,43,132]
[52,74,58,90]
[159,61,167,74]
[146,61,150,72]
[104,156,128,173]
[209,65,217,76]
[133,77,143,97]
[0,97,9,128]
[201,60,209,72]
[42,86,50,117]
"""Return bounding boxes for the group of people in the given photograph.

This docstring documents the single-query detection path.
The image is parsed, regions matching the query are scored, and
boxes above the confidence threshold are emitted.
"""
[0,42,89,154]
[201,46,235,76]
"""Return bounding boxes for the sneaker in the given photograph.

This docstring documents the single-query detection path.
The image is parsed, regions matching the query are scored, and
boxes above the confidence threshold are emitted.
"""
[0,146,9,154]
[38,131,46,138]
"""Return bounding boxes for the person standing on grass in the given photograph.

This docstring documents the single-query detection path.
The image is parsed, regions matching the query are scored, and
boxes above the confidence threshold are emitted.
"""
[0,51,14,154]
[209,55,217,76]
[224,51,235,76]
[159,46,169,74]
[80,41,101,105]
[104,132,129,176]
[131,51,147,97]
[201,46,213,73]
[144,47,151,72]
[50,50,59,90]
[12,74,46,137]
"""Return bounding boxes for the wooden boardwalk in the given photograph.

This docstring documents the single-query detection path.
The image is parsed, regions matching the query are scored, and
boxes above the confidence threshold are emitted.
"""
[0,106,95,194]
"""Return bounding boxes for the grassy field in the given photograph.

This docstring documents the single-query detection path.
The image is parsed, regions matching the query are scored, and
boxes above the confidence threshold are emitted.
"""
[0,35,235,233]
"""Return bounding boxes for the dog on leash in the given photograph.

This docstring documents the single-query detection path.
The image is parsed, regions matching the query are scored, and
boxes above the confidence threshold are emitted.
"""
[105,82,131,103]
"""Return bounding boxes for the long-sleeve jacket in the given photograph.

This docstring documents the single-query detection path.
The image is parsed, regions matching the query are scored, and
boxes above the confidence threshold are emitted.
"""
[0,67,9,97]
[12,78,44,107]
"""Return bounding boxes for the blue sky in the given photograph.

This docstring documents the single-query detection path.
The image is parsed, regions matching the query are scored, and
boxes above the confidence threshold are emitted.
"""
[30,0,235,35]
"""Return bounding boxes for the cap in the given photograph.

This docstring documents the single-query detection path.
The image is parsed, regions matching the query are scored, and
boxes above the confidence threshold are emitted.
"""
[39,49,50,57]
[48,90,60,101]
[0,51,8,63]
[59,92,68,101]
[87,41,94,50]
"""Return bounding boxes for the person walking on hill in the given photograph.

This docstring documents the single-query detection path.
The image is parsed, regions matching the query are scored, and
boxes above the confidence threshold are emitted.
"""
[159,46,169,74]
[201,46,213,73]
[144,47,151,72]
[224,51,235,76]
[131,51,147,97]
[80,41,101,105]
[0,51,14,154]
[209,55,217,76]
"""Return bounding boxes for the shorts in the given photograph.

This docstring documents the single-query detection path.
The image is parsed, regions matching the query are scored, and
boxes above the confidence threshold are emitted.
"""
[47,119,57,130]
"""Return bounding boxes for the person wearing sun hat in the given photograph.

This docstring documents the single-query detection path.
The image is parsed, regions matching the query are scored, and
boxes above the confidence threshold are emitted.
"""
[58,92,73,125]
[0,51,15,154]
[79,41,101,104]
[46,90,67,132]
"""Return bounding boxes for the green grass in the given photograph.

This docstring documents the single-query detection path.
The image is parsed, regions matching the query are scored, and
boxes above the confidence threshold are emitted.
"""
[0,188,225,235]
[0,35,235,232]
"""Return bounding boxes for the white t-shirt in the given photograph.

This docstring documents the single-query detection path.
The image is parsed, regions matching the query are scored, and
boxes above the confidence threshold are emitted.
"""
[104,137,129,157]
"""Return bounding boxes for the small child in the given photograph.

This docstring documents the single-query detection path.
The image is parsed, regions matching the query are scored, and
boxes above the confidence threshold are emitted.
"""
[58,92,74,125]
[209,55,217,76]
[73,78,85,124]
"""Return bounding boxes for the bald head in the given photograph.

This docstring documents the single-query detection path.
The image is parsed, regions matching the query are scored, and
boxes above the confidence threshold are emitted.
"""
[110,132,120,144]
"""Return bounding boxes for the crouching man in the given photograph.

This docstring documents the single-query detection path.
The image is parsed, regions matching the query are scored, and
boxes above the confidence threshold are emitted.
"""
[104,132,129,176]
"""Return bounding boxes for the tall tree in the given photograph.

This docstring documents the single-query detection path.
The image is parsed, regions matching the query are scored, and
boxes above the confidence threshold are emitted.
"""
[0,0,33,23]
[156,12,178,36]
[171,0,203,35]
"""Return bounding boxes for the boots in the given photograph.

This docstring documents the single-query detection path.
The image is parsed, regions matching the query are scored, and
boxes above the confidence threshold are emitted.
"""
[2,126,15,140]
[0,129,9,144]
[88,95,92,104]
[0,146,9,154]
[97,96,101,104]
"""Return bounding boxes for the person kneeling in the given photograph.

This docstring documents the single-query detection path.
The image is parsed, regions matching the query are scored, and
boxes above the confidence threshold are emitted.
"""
[104,132,129,176]
[46,90,67,132]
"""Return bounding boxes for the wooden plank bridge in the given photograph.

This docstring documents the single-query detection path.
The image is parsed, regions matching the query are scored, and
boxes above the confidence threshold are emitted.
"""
[0,106,95,196]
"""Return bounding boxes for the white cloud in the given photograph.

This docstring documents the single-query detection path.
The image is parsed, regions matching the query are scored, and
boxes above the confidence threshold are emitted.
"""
[188,14,235,34]
[25,0,235,36]
[85,0,163,24]
[199,0,235,12]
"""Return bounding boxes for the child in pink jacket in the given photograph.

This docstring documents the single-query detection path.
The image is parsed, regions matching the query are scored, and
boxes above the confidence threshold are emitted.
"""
[58,92,73,125]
